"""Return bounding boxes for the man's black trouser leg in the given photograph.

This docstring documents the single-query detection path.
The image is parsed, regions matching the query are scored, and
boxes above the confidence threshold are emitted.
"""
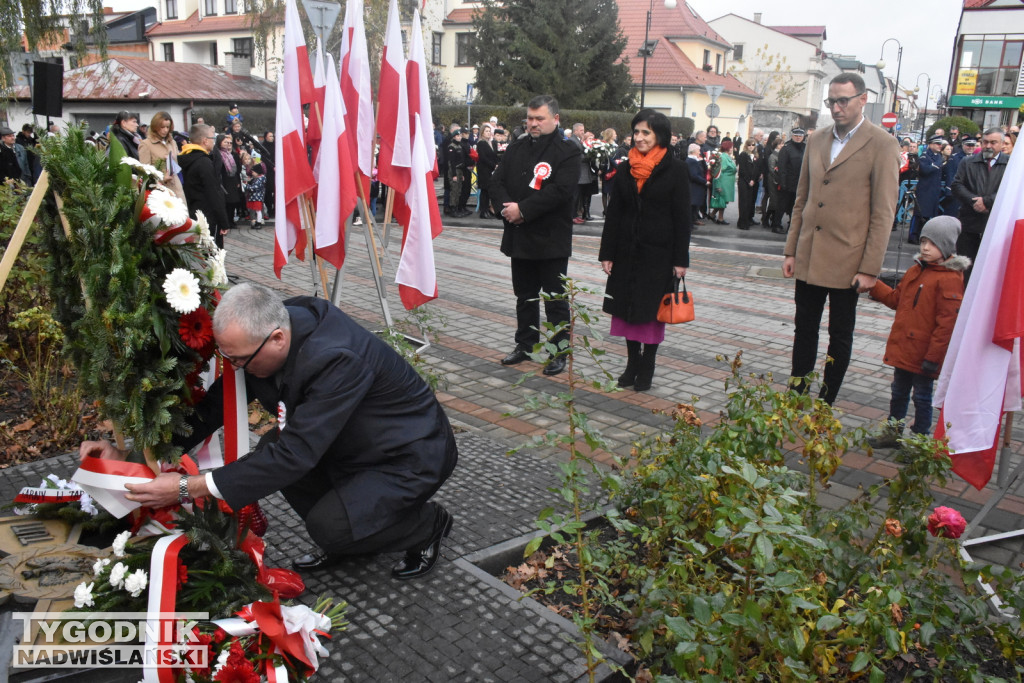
[510,257,571,349]
[790,280,859,404]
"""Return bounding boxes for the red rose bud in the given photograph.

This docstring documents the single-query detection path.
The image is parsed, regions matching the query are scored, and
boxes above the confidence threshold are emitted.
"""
[927,506,967,539]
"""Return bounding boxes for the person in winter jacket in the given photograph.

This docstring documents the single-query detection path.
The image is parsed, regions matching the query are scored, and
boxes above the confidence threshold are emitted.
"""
[866,216,969,449]
[179,124,231,248]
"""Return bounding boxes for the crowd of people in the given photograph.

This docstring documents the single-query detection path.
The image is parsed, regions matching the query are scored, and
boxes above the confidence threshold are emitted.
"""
[1,107,277,246]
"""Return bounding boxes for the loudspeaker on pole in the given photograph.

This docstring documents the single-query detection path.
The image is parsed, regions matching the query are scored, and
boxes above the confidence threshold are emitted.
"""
[32,61,64,119]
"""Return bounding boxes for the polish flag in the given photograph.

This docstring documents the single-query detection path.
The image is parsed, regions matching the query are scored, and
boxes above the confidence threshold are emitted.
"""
[306,42,327,167]
[283,0,314,134]
[339,0,374,201]
[395,115,442,309]
[377,0,412,194]
[273,71,316,277]
[934,150,1024,489]
[314,52,358,270]
[405,8,437,178]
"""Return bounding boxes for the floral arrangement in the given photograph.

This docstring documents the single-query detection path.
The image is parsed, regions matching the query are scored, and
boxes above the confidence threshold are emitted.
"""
[706,149,722,180]
[12,474,98,517]
[583,139,616,170]
[38,127,226,464]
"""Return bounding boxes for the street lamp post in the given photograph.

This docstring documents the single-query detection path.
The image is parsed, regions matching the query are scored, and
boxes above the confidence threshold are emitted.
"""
[877,38,904,118]
[914,72,931,143]
[639,0,678,109]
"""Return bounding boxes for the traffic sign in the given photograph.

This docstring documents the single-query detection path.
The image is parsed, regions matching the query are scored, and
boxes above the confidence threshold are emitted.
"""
[705,85,724,101]
[705,103,720,118]
[895,123,902,131]
[881,112,898,128]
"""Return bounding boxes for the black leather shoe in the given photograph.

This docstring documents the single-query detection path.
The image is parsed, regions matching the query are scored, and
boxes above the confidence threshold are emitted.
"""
[543,355,566,376]
[501,346,530,365]
[293,549,342,571]
[392,506,453,580]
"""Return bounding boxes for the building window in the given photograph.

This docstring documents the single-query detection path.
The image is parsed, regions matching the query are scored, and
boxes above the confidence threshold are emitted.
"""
[955,36,1024,97]
[703,49,711,69]
[225,0,237,13]
[163,43,174,62]
[210,42,218,65]
[456,32,475,66]
[733,43,743,61]
[234,37,253,67]
[716,54,722,74]
[432,33,442,65]
[204,0,217,15]
[166,0,177,19]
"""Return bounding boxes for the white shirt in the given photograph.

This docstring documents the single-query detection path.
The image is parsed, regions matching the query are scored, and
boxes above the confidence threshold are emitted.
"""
[830,115,866,164]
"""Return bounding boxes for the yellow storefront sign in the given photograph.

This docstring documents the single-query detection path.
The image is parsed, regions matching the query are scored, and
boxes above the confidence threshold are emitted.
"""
[957,69,977,95]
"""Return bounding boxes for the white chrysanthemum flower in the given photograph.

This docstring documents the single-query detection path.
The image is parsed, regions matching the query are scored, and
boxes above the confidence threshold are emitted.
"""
[120,157,161,178]
[124,569,148,598]
[73,581,95,608]
[79,490,98,516]
[92,557,110,576]
[120,157,144,169]
[109,561,128,588]
[12,505,35,515]
[212,647,231,676]
[112,530,131,558]
[147,188,189,227]
[162,268,202,314]
[209,250,228,287]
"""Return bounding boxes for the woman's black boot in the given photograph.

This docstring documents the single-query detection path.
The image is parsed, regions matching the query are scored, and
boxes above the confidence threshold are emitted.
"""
[634,344,659,391]
[618,340,642,388]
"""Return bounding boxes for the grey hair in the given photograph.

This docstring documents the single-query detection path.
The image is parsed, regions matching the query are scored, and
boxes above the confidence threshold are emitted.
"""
[687,143,701,155]
[984,127,1006,140]
[213,283,291,341]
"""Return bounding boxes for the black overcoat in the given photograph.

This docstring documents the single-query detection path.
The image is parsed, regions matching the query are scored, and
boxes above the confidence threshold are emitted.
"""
[179,297,458,540]
[490,130,580,260]
[599,151,692,324]
[475,138,498,190]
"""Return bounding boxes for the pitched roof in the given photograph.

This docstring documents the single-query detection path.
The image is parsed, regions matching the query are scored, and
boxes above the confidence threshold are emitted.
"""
[146,10,263,37]
[769,25,827,40]
[14,59,277,103]
[616,0,758,98]
[443,7,480,24]
[964,0,996,7]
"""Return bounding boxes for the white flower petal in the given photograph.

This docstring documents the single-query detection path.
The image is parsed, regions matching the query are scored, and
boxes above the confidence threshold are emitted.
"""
[162,268,202,314]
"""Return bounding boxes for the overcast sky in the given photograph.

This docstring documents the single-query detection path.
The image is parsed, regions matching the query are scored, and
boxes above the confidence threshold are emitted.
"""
[688,0,964,110]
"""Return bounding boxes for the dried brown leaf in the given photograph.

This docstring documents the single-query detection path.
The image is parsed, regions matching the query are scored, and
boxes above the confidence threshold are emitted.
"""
[12,419,35,432]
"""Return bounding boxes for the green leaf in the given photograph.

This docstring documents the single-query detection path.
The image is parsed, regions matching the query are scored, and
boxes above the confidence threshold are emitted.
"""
[883,627,900,653]
[692,596,712,624]
[869,665,885,683]
[524,536,543,557]
[918,622,936,646]
[850,651,871,673]
[815,614,842,632]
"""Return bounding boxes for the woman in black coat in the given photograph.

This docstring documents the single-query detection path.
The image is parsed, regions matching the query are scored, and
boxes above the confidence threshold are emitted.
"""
[475,124,499,218]
[599,109,691,392]
[213,134,245,229]
[736,139,760,230]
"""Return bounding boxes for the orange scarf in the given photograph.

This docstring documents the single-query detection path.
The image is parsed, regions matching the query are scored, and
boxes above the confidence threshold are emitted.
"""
[628,145,667,193]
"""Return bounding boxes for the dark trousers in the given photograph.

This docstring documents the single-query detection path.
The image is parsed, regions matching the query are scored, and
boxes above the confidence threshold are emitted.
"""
[737,180,756,227]
[957,231,982,286]
[274,428,458,556]
[889,367,935,435]
[773,190,796,228]
[790,279,860,404]
[510,256,570,349]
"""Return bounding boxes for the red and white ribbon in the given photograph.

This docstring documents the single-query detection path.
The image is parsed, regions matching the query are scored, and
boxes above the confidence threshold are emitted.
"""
[13,487,82,504]
[71,456,156,519]
[142,531,188,683]
[221,364,249,466]
[192,360,224,470]
[529,162,552,190]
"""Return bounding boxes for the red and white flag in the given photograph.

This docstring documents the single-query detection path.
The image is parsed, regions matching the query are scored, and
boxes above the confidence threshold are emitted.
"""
[406,8,437,177]
[274,71,316,277]
[282,0,314,137]
[314,52,358,269]
[339,0,374,200]
[395,115,442,309]
[377,0,412,194]
[306,41,328,167]
[934,149,1024,489]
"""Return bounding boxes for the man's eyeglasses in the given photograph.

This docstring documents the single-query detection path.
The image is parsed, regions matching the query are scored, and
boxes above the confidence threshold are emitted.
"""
[824,92,865,108]
[220,327,279,370]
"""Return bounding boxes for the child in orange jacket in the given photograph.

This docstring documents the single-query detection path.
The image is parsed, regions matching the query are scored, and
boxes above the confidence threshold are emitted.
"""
[867,216,970,448]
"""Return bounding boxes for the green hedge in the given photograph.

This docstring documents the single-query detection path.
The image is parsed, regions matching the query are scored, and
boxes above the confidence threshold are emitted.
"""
[927,115,981,139]
[431,104,694,139]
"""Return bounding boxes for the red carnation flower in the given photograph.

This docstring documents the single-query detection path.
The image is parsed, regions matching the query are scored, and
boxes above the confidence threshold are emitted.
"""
[178,563,189,587]
[213,660,260,683]
[927,506,967,539]
[179,307,214,350]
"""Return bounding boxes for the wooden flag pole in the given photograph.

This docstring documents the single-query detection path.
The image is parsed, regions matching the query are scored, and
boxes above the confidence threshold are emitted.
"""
[0,173,50,296]
[299,194,330,298]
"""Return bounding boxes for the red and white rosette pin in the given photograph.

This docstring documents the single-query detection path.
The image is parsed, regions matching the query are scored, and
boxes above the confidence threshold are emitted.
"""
[529,162,552,190]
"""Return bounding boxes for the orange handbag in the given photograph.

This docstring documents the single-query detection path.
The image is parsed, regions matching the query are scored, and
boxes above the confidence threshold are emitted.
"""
[656,276,695,324]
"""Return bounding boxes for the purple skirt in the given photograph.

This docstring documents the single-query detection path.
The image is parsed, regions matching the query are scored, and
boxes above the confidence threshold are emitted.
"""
[609,316,666,344]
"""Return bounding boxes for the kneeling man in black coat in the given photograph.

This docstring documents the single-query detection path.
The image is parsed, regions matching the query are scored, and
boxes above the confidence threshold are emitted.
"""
[81,283,459,580]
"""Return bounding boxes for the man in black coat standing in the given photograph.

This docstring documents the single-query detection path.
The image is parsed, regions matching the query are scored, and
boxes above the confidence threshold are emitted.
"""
[86,283,459,580]
[490,95,581,376]
[773,127,806,233]
[686,143,708,226]
[179,124,231,248]
[951,127,1009,281]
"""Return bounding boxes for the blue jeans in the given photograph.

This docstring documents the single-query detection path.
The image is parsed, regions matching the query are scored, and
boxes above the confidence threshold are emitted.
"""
[889,367,935,435]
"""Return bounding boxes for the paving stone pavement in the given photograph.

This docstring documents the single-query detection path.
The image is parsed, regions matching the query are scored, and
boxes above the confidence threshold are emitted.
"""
[4,210,1024,681]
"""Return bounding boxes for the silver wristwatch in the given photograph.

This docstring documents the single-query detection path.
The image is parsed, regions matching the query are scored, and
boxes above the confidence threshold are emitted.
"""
[178,475,191,504]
